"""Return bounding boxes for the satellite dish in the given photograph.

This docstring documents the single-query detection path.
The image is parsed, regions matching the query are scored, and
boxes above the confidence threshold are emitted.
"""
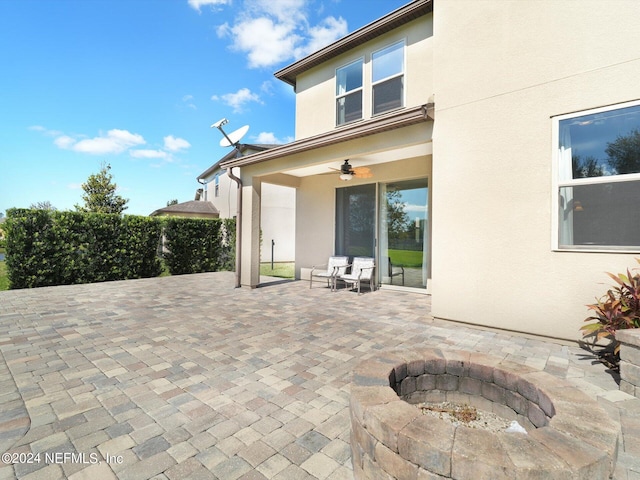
[219,124,249,147]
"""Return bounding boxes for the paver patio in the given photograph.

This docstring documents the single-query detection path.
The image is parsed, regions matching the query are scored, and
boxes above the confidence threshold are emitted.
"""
[0,272,639,479]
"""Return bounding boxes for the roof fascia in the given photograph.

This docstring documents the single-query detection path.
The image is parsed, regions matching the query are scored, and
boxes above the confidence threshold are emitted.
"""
[197,144,274,180]
[220,103,434,169]
[274,0,433,88]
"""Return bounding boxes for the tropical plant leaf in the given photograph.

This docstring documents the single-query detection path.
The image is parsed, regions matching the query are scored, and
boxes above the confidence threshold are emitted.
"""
[582,259,640,369]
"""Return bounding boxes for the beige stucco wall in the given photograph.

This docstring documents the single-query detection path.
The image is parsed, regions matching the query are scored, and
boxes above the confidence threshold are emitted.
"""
[260,183,295,263]
[208,171,237,219]
[205,170,295,263]
[431,0,640,340]
[294,13,433,139]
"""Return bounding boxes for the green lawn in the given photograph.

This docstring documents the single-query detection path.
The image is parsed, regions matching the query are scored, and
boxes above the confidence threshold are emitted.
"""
[260,262,294,278]
[388,249,423,268]
[0,261,8,291]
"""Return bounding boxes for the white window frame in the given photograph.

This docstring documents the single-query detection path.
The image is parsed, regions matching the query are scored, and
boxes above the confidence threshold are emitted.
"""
[551,99,640,253]
[371,39,406,116]
[335,57,364,126]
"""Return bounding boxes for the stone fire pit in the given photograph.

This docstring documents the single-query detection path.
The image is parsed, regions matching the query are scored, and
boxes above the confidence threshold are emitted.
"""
[350,349,620,479]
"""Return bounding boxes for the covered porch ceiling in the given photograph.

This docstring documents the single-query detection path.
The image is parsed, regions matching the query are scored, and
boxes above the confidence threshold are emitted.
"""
[280,142,432,178]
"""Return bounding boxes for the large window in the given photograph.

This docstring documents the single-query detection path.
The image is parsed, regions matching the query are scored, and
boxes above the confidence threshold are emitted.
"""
[556,101,640,250]
[372,41,404,115]
[336,59,363,125]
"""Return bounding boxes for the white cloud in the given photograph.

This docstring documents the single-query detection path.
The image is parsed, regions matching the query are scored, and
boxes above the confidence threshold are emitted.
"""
[212,87,263,113]
[182,94,197,110]
[260,80,275,95]
[253,132,292,144]
[301,16,347,56]
[29,125,63,137]
[54,135,76,149]
[33,125,191,165]
[216,0,348,69]
[223,17,301,68]
[55,129,146,155]
[188,0,230,13]
[164,135,191,152]
[249,0,306,23]
[130,149,169,159]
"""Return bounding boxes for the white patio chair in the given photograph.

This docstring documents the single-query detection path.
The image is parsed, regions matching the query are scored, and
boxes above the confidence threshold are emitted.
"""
[339,256,376,294]
[310,256,349,291]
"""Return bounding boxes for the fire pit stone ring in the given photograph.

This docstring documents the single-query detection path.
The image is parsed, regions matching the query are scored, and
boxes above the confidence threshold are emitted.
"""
[350,349,620,479]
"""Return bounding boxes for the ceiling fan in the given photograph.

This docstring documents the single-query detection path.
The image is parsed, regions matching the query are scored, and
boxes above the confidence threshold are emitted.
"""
[329,159,373,181]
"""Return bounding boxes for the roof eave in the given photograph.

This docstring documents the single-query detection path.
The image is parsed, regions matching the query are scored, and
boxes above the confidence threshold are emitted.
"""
[220,103,434,170]
[197,144,278,180]
[274,0,433,88]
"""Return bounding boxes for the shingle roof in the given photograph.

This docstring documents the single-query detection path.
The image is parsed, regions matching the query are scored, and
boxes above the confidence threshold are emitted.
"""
[150,200,220,217]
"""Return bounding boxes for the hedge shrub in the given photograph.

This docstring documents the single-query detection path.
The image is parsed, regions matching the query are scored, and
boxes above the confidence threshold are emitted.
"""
[5,210,236,289]
[5,209,163,289]
[221,218,236,271]
[163,217,232,275]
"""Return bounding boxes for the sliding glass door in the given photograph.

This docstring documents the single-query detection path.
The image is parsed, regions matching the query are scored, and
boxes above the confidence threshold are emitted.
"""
[335,184,376,257]
[379,179,428,290]
[335,178,429,291]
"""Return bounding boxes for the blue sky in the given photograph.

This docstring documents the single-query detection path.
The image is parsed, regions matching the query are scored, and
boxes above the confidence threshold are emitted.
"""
[0,0,408,216]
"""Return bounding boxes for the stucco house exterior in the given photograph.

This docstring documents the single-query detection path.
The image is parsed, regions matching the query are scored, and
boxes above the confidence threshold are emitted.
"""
[219,0,640,341]
[198,145,296,263]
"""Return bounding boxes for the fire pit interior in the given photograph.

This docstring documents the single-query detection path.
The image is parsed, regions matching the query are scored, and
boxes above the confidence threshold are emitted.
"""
[350,349,620,479]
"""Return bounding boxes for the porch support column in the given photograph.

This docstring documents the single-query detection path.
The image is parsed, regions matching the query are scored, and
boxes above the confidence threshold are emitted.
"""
[240,177,261,288]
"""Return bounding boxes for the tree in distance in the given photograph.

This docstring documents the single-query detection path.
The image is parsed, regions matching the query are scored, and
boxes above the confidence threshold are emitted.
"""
[30,201,57,211]
[76,162,129,214]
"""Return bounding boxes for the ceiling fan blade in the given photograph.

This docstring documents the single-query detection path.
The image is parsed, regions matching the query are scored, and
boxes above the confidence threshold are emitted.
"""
[353,167,372,178]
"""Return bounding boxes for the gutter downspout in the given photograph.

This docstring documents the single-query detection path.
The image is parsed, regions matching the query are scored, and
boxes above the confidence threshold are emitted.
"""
[226,165,242,288]
[196,178,207,201]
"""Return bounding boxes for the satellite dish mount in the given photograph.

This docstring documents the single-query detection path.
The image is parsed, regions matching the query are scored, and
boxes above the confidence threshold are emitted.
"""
[211,118,249,150]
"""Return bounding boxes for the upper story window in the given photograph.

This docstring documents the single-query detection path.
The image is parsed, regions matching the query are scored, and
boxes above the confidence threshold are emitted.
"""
[555,101,640,250]
[214,173,220,197]
[372,41,404,115]
[336,59,363,125]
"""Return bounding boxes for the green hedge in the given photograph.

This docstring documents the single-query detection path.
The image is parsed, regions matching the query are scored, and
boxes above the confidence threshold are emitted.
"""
[162,217,235,275]
[5,209,164,289]
[4,210,236,289]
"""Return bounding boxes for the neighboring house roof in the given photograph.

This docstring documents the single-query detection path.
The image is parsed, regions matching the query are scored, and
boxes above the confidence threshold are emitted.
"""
[150,200,220,217]
[220,104,434,170]
[275,0,432,88]
[197,144,280,181]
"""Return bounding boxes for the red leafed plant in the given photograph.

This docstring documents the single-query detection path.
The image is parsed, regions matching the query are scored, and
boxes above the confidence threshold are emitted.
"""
[581,259,640,358]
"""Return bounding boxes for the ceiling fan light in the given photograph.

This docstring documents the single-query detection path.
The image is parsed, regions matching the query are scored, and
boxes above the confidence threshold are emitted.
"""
[340,173,353,181]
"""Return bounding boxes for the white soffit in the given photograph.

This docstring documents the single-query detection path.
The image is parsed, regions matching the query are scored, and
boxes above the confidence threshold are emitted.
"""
[282,142,432,178]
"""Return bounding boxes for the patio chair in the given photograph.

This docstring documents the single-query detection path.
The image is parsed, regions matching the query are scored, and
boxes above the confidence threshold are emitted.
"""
[310,256,349,291]
[338,256,376,294]
[389,257,405,286]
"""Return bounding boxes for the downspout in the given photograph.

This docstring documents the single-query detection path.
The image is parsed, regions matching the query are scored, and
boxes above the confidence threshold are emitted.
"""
[196,178,207,201]
[226,165,242,288]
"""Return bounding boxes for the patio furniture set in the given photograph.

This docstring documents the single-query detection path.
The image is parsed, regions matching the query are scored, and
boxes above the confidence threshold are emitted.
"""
[309,256,376,294]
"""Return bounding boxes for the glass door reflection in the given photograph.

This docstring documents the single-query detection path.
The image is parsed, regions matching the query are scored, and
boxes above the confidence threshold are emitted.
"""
[379,179,428,289]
